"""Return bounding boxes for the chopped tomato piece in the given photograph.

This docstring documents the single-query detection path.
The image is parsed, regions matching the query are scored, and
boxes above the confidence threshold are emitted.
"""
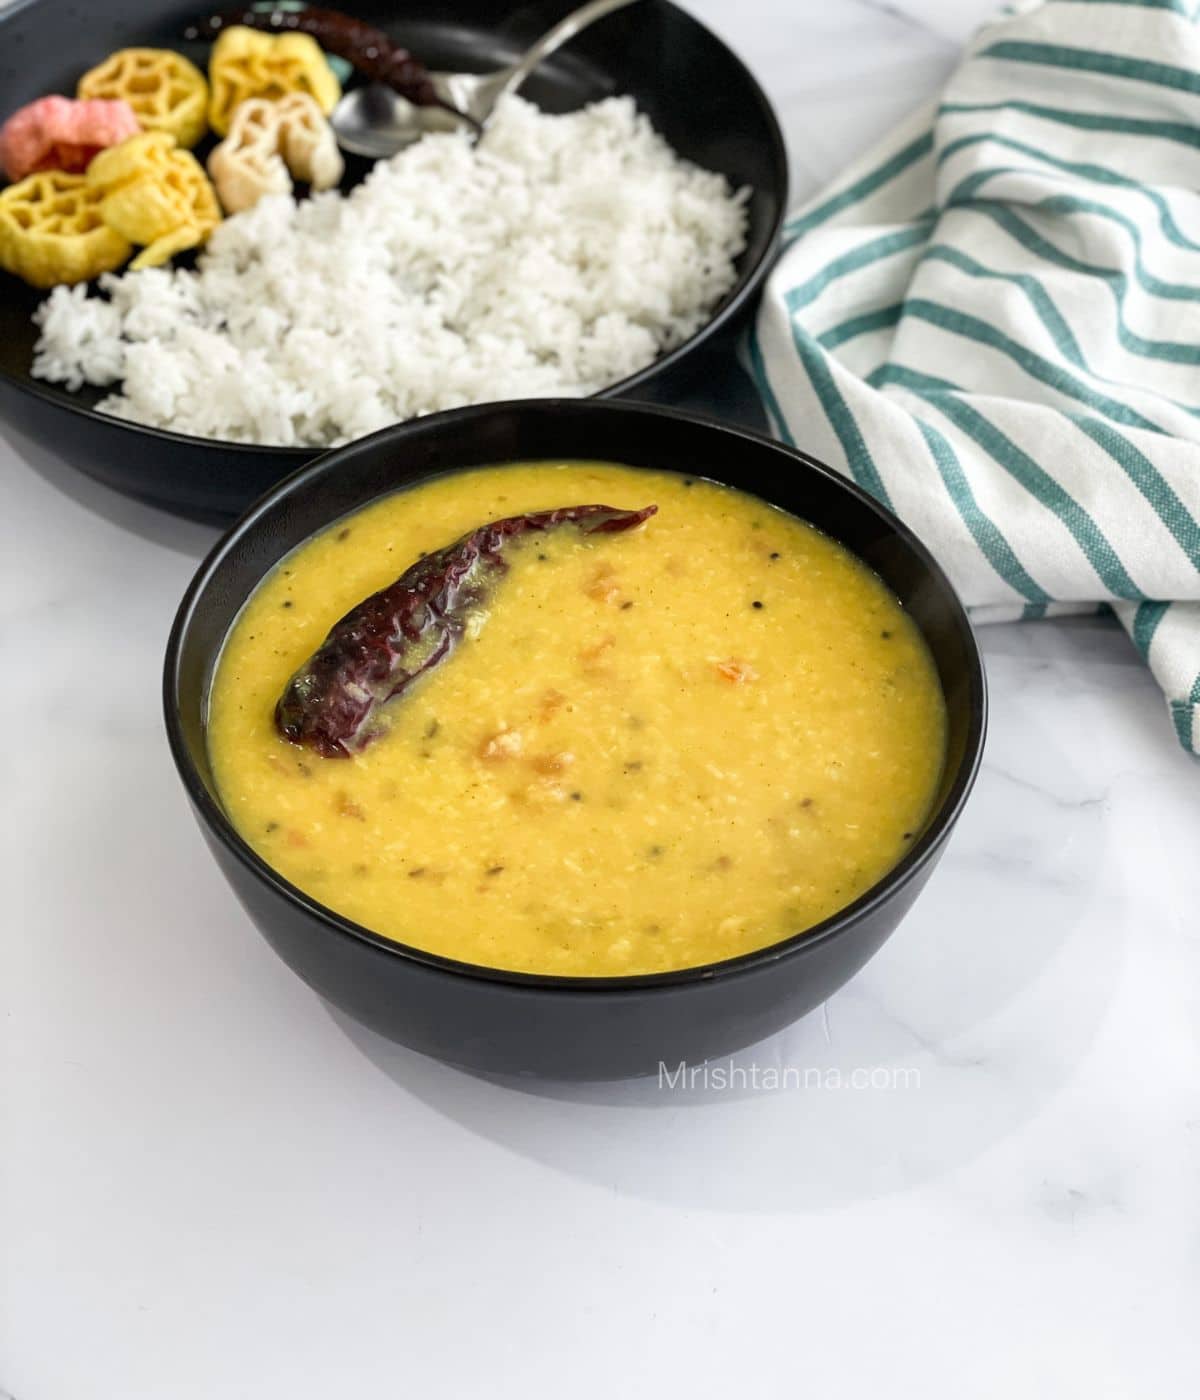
[715,659,758,684]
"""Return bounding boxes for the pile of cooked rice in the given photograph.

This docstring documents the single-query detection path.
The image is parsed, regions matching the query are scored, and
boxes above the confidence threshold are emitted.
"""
[31,96,748,447]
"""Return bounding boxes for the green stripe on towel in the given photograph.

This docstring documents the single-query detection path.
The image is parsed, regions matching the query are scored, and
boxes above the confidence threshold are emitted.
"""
[1052,0,1196,15]
[917,420,1052,602]
[971,200,1200,305]
[817,305,903,351]
[784,133,933,242]
[1070,418,1200,568]
[1131,600,1171,657]
[743,321,795,448]
[918,244,1200,422]
[941,134,1200,253]
[897,299,1172,433]
[870,364,1145,598]
[938,100,1200,149]
[978,40,1200,96]
[785,223,932,312]
[790,331,894,507]
[920,244,1087,367]
[1170,700,1195,751]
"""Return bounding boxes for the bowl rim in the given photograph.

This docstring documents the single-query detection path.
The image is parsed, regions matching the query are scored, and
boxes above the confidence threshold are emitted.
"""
[0,0,789,457]
[163,397,988,994]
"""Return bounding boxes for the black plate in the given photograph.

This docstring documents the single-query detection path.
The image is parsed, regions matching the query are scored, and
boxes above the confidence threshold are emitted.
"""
[165,400,987,1081]
[0,0,788,522]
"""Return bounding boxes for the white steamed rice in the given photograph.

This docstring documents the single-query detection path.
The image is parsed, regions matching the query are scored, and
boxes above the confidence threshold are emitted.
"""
[31,96,748,447]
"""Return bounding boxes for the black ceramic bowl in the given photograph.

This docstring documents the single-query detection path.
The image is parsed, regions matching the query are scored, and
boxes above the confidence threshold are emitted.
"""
[165,400,986,1080]
[0,0,787,523]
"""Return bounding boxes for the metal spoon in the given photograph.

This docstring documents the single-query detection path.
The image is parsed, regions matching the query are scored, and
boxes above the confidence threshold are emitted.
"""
[331,0,642,159]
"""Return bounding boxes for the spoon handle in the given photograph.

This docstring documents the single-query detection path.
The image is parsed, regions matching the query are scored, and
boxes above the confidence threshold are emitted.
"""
[494,0,644,110]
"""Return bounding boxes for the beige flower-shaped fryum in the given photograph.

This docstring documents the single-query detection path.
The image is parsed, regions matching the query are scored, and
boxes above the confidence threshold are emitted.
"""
[207,98,291,215]
[208,94,344,215]
[274,93,343,192]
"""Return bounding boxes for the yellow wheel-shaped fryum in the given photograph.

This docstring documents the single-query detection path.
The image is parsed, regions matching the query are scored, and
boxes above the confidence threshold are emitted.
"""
[0,171,131,288]
[78,48,209,149]
[208,26,340,137]
[87,132,221,269]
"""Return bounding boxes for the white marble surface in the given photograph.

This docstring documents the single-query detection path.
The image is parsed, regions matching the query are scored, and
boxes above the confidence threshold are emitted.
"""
[3,1,1200,1396]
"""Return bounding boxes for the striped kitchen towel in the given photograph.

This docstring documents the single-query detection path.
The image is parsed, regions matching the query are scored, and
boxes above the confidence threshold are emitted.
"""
[747,0,1200,755]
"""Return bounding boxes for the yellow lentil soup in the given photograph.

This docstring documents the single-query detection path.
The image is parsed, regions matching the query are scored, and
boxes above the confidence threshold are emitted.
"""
[208,462,947,976]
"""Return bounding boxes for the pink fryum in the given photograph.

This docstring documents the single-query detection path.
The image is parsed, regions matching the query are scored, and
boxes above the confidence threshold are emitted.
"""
[0,95,140,182]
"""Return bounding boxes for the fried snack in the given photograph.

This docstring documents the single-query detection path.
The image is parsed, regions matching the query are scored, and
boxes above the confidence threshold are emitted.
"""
[0,171,131,287]
[186,7,445,114]
[87,132,221,269]
[0,96,141,182]
[207,25,340,137]
[206,98,290,213]
[78,48,209,149]
[208,92,342,212]
[275,92,343,191]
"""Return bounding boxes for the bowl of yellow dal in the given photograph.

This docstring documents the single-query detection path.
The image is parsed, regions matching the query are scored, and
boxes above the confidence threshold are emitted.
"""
[164,399,986,1080]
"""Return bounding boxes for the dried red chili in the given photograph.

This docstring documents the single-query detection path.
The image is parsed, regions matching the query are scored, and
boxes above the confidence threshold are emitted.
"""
[275,503,657,757]
[185,5,459,117]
